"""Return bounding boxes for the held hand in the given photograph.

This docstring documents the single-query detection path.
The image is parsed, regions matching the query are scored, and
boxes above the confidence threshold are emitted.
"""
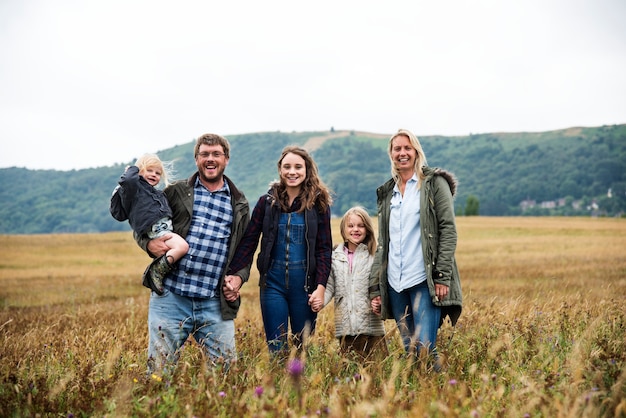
[434,284,449,302]
[146,234,172,257]
[223,275,242,302]
[371,296,382,315]
[308,285,325,313]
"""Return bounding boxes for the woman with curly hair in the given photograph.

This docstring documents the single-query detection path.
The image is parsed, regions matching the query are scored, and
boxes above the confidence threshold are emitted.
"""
[226,146,333,354]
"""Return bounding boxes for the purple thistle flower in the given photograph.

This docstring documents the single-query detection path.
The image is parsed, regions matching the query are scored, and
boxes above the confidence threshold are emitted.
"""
[254,386,264,397]
[287,358,304,377]
[448,379,458,385]
[218,391,226,398]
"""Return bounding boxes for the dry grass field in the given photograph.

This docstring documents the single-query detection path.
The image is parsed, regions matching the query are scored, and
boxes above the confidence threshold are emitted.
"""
[1,217,625,417]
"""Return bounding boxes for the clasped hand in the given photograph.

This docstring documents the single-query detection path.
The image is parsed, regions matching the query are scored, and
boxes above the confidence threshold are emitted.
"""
[371,295,382,315]
[223,275,242,302]
[307,284,325,312]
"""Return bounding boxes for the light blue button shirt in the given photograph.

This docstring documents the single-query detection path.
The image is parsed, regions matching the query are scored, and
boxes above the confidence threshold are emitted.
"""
[387,174,427,293]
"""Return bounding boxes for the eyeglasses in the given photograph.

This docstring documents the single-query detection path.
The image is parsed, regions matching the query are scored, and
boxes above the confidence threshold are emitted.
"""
[197,151,226,159]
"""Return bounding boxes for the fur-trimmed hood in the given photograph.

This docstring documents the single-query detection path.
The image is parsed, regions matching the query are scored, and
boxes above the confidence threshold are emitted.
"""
[424,166,458,197]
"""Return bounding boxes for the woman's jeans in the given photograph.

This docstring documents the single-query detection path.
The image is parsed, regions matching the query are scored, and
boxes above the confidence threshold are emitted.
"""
[147,290,235,373]
[261,259,317,353]
[388,280,441,357]
[261,212,316,353]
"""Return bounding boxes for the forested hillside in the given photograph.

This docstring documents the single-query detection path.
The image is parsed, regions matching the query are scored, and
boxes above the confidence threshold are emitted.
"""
[1,125,625,234]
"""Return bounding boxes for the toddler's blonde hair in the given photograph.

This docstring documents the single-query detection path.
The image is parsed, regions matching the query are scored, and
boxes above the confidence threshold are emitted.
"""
[135,153,175,187]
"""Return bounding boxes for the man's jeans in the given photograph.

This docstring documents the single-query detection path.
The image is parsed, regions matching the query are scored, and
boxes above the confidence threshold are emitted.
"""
[147,290,235,372]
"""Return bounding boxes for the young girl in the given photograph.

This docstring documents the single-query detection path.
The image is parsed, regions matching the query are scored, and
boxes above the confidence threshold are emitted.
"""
[110,153,189,295]
[323,206,387,360]
[225,146,333,354]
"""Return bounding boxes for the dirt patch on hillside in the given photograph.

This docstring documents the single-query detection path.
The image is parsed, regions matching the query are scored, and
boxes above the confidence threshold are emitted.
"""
[303,132,350,151]
[303,130,390,151]
[561,127,583,136]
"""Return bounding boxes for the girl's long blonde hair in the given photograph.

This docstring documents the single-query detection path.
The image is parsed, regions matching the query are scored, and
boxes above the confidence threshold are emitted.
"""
[340,206,377,256]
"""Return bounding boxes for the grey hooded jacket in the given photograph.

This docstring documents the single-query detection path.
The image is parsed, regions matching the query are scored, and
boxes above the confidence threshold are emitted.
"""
[368,166,462,326]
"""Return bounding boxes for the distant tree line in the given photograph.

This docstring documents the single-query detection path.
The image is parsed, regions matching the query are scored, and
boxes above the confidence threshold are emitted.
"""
[0,125,624,234]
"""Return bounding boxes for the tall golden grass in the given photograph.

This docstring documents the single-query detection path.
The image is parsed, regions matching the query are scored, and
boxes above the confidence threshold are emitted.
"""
[1,217,624,417]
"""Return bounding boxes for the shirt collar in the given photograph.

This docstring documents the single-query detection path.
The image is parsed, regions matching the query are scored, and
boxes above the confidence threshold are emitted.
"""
[393,173,419,194]
[194,176,231,195]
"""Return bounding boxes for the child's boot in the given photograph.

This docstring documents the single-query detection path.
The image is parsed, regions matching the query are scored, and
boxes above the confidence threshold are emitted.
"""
[142,255,173,295]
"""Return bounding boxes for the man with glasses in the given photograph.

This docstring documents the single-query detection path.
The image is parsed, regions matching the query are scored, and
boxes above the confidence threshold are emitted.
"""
[135,133,250,373]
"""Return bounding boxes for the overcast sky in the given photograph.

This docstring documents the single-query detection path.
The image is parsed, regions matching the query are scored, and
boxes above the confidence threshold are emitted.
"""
[1,0,625,171]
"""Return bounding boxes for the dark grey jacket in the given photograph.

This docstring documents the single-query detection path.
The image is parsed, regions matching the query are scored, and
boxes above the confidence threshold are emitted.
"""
[110,165,172,236]
[369,166,462,326]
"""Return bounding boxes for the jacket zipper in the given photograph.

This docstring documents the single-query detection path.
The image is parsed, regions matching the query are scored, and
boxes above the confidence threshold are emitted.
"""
[304,211,310,292]
[285,212,291,289]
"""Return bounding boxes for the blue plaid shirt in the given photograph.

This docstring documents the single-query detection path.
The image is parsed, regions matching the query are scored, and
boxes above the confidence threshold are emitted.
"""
[166,178,233,298]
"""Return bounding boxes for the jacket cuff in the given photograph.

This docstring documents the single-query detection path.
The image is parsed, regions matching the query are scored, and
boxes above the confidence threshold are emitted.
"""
[234,267,250,283]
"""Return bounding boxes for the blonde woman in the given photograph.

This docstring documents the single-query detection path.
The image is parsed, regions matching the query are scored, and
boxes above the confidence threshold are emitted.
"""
[369,129,462,370]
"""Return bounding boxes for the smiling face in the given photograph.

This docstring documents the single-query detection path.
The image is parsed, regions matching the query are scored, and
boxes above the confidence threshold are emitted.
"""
[139,165,162,187]
[390,134,417,175]
[343,213,367,251]
[279,152,306,192]
[195,143,229,189]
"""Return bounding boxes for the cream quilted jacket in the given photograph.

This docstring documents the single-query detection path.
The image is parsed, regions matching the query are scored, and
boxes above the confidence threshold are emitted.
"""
[324,242,386,337]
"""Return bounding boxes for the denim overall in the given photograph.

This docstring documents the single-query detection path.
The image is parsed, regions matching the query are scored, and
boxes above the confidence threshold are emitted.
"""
[260,211,317,352]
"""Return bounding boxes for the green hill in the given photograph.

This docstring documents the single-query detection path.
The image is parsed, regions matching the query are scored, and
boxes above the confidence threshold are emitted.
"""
[1,125,625,234]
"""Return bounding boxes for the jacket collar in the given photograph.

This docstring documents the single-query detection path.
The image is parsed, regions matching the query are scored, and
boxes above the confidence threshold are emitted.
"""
[187,173,244,200]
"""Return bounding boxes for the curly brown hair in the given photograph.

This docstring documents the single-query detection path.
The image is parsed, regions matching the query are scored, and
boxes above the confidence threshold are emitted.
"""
[272,145,332,213]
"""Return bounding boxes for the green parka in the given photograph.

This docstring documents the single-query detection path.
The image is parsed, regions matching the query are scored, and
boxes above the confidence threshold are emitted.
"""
[368,166,462,326]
